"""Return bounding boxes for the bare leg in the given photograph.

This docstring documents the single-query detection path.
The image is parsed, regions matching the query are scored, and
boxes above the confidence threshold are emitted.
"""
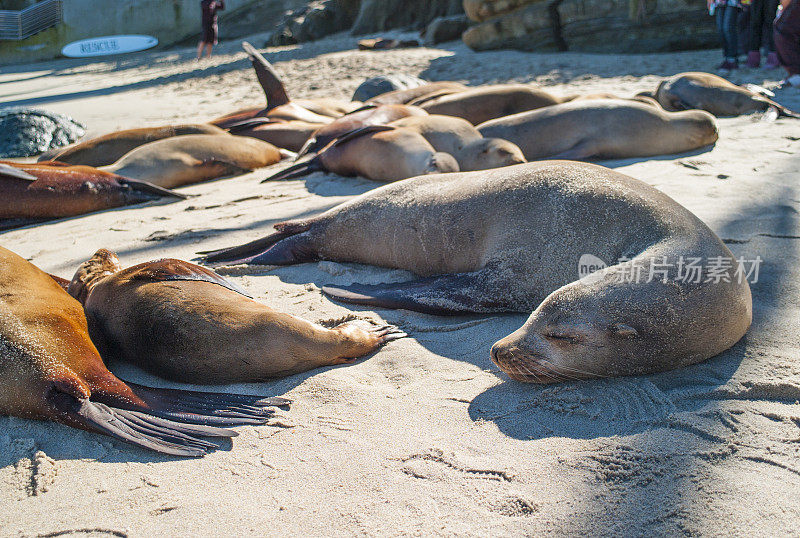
[205,43,214,58]
[196,41,206,60]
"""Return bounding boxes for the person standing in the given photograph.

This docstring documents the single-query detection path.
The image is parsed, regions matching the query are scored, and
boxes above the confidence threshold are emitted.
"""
[745,0,780,67]
[197,0,225,60]
[710,0,744,71]
[775,0,800,85]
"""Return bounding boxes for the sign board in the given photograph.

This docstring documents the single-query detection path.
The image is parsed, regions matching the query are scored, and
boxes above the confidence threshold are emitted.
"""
[61,34,158,58]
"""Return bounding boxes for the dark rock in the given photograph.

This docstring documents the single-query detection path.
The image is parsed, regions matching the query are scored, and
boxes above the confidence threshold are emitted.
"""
[462,0,718,53]
[352,74,428,102]
[351,0,464,34]
[269,0,361,46]
[0,108,84,159]
[423,14,470,45]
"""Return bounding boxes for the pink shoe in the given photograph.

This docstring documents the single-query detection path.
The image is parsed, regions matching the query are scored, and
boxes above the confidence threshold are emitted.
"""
[745,50,761,68]
[765,52,780,69]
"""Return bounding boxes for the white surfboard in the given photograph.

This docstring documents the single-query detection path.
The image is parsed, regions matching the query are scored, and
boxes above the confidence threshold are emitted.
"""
[61,35,158,58]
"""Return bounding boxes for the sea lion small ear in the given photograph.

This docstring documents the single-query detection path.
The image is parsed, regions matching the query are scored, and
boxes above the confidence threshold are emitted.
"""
[610,323,638,339]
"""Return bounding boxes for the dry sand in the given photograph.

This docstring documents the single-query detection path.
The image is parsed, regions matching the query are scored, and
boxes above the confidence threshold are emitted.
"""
[1,31,799,536]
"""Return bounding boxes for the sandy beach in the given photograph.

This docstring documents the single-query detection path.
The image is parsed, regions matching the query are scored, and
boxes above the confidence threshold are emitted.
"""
[1,31,799,536]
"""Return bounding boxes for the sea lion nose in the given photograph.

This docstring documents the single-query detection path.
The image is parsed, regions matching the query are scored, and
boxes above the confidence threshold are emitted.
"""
[490,342,516,367]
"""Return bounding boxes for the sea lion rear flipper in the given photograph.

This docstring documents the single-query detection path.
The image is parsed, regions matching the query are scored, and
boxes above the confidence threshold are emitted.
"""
[322,273,508,315]
[92,381,290,428]
[242,41,290,110]
[0,163,37,181]
[261,156,321,182]
[225,117,283,132]
[328,125,396,148]
[119,178,187,200]
[195,221,313,263]
[48,392,237,457]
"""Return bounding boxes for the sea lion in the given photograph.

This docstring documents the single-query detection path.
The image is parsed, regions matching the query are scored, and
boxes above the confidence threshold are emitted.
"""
[298,104,428,157]
[0,161,183,229]
[476,99,718,161]
[68,250,405,384]
[367,81,468,105]
[0,246,289,456]
[264,125,459,183]
[389,114,526,171]
[652,72,800,118]
[197,161,752,383]
[99,134,285,189]
[293,98,364,117]
[416,84,564,125]
[227,119,325,152]
[38,124,227,167]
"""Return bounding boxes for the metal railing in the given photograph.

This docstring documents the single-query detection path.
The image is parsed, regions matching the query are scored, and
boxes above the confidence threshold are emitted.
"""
[0,0,62,40]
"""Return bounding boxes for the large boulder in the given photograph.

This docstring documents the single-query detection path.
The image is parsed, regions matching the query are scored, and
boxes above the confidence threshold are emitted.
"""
[269,0,361,46]
[462,0,718,53]
[351,0,464,34]
[423,14,471,45]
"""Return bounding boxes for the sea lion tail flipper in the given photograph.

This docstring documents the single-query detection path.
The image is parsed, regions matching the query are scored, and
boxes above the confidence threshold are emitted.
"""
[225,117,282,132]
[242,41,290,109]
[47,392,231,457]
[195,220,313,264]
[261,157,321,182]
[322,273,507,315]
[120,178,188,200]
[0,163,37,181]
[92,381,291,427]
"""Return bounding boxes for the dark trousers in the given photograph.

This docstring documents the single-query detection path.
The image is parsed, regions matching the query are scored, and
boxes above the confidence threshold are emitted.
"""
[750,0,779,51]
[716,5,742,58]
[775,0,800,73]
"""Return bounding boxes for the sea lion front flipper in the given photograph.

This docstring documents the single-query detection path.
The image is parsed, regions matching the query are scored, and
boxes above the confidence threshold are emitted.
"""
[118,178,188,200]
[242,41,290,110]
[206,159,254,178]
[92,381,291,427]
[0,163,37,181]
[550,140,596,161]
[127,258,253,297]
[741,83,775,97]
[225,117,283,132]
[322,273,508,315]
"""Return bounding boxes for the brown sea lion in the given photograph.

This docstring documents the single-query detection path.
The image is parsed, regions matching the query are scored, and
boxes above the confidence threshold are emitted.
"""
[367,81,468,105]
[389,114,526,171]
[0,161,183,229]
[197,161,751,383]
[37,124,227,167]
[476,99,718,161]
[416,84,563,125]
[99,134,285,189]
[264,125,459,183]
[227,118,325,152]
[0,246,289,456]
[298,104,428,157]
[293,98,364,117]
[68,250,405,384]
[652,72,800,118]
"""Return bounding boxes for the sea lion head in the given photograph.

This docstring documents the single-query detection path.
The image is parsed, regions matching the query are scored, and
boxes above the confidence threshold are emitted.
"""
[490,275,653,383]
[675,110,719,147]
[460,138,526,171]
[68,248,123,304]
[426,152,460,174]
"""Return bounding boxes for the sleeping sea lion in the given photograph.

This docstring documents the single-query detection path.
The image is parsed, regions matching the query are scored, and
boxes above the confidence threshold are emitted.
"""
[263,125,459,183]
[367,81,469,105]
[99,134,285,189]
[68,250,405,384]
[297,104,428,157]
[652,72,800,118]
[197,161,752,383]
[0,246,289,456]
[0,161,183,229]
[389,114,526,171]
[476,99,718,161]
[416,84,564,125]
[37,124,227,167]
